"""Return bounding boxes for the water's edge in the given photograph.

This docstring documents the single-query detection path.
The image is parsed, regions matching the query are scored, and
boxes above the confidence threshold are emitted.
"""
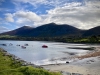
[0,48,42,68]
[0,48,84,75]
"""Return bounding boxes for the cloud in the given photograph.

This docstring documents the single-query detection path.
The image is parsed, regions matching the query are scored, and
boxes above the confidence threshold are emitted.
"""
[12,10,41,27]
[12,0,74,8]
[5,13,14,22]
[3,0,100,30]
[0,26,9,33]
[14,11,41,22]
[15,11,41,27]
[12,0,47,8]
[3,10,41,27]
[33,0,100,29]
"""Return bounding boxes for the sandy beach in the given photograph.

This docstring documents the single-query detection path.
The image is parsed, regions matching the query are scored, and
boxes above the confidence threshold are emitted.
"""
[42,47,100,75]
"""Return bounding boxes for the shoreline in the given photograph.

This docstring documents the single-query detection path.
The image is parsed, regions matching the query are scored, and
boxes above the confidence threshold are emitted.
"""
[1,46,100,75]
[0,48,42,68]
[42,47,100,75]
[76,47,100,59]
[0,48,61,75]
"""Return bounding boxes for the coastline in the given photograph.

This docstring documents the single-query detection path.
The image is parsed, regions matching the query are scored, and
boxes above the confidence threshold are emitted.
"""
[0,48,42,68]
[1,46,100,75]
[42,47,100,75]
[0,48,61,75]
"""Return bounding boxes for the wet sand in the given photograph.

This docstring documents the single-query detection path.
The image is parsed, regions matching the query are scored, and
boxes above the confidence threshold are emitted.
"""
[42,47,100,75]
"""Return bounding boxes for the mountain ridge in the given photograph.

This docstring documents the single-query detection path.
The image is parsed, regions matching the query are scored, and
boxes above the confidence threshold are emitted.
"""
[28,23,82,37]
[0,23,100,37]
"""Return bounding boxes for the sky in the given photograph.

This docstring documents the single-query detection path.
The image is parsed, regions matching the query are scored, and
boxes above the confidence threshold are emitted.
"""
[0,0,100,33]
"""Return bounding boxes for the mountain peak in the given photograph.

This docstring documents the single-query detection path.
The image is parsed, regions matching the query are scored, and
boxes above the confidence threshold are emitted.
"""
[20,26,33,29]
[45,22,57,25]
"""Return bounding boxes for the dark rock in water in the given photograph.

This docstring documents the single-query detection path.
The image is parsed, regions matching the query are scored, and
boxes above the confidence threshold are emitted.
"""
[61,71,71,75]
[61,71,83,75]
[72,73,83,75]
[69,53,76,55]
[1,44,7,46]
[21,46,26,49]
[89,60,95,62]
[24,44,28,46]
[66,61,69,63]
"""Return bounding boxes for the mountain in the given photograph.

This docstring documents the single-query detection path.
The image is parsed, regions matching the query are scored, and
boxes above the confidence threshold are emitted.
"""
[1,26,33,36]
[0,23,83,37]
[83,26,100,36]
[28,23,82,37]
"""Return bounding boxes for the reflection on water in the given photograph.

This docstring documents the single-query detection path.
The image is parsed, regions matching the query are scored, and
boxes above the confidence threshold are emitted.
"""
[0,40,98,65]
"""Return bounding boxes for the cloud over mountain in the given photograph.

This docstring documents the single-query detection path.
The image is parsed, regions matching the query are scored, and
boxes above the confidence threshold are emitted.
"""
[12,0,100,29]
[36,0,100,29]
[0,0,100,33]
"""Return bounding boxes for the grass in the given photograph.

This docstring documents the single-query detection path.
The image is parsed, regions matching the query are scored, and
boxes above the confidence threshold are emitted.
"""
[0,48,61,75]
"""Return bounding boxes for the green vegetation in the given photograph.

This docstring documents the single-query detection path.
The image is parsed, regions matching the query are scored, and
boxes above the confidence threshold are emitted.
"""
[0,48,61,75]
[0,35,100,43]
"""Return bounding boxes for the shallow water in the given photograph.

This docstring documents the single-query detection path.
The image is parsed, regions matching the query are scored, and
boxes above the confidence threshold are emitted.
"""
[0,40,98,65]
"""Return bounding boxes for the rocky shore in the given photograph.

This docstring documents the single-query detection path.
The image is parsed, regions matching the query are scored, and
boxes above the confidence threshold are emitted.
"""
[1,46,100,75]
[0,48,42,68]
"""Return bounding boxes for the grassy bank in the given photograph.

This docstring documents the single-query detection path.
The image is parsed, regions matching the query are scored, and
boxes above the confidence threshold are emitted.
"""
[0,48,61,75]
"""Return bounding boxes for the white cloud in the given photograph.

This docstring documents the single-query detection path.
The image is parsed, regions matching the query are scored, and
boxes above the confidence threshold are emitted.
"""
[11,10,41,27]
[14,11,41,22]
[5,13,14,22]
[3,10,41,27]
[33,0,100,29]
[0,26,9,33]
[3,0,100,30]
